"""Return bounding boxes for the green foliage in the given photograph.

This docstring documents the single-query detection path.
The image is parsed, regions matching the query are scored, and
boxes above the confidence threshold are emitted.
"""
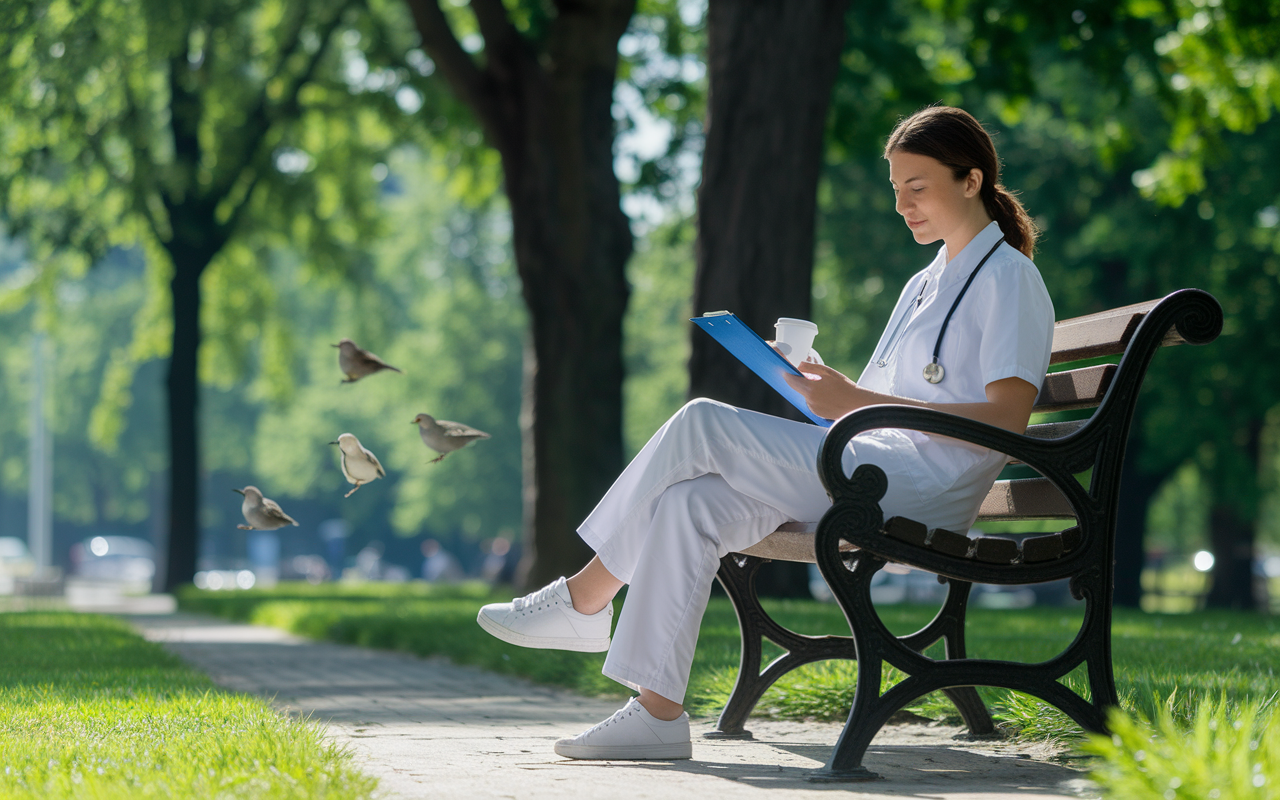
[0,612,376,798]
[0,143,527,544]
[201,147,526,541]
[0,249,166,529]
[1084,694,1279,799]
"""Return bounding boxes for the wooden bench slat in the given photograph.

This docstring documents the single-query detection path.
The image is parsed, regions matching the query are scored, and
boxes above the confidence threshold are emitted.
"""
[977,477,1076,521]
[927,527,971,558]
[1034,364,1116,413]
[1050,301,1153,364]
[740,521,860,563]
[1021,532,1066,562]
[1050,299,1190,364]
[973,536,1019,563]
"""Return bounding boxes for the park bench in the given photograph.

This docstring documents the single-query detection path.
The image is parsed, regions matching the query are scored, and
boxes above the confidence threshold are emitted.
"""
[711,288,1223,780]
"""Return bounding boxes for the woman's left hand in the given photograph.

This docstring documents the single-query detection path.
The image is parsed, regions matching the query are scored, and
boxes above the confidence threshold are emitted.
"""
[783,361,868,420]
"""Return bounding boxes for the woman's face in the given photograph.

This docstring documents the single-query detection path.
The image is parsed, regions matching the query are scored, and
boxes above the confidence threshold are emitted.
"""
[888,150,983,248]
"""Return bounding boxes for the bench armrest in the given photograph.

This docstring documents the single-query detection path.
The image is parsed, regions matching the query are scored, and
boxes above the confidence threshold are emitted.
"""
[817,404,1092,509]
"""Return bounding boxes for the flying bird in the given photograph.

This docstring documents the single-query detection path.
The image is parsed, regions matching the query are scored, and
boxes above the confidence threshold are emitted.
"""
[233,486,299,530]
[330,432,386,497]
[413,413,491,463]
[333,338,402,384]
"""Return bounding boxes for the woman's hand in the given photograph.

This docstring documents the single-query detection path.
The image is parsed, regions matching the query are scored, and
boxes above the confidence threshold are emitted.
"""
[783,361,869,420]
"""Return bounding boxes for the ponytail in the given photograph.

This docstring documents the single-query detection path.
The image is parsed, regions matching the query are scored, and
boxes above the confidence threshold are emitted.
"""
[982,182,1039,259]
[885,105,1039,258]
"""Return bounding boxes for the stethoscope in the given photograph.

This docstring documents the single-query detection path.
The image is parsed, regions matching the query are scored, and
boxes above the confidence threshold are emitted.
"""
[875,236,1006,384]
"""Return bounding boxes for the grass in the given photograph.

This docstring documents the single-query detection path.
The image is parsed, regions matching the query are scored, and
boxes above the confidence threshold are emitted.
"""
[177,582,1280,735]
[0,612,377,799]
[1083,695,1279,799]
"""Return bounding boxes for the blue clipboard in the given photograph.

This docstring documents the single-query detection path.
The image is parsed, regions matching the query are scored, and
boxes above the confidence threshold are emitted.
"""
[690,312,831,427]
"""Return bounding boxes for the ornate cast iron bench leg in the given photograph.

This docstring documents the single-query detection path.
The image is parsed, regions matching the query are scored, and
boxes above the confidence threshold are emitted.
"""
[709,552,857,739]
[809,554,994,781]
[712,551,994,756]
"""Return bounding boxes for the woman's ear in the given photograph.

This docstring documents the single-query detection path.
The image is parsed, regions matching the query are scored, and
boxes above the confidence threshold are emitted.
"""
[965,168,984,198]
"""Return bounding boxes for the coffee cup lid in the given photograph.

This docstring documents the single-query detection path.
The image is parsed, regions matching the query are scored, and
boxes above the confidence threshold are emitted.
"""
[775,317,818,331]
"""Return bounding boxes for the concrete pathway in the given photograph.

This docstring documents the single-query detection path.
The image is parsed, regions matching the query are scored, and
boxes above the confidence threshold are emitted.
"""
[130,613,1099,800]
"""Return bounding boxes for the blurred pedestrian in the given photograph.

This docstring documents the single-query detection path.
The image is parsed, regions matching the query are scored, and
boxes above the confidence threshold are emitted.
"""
[421,538,462,582]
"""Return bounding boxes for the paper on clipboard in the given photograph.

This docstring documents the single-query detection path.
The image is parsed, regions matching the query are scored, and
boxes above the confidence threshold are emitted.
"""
[690,312,831,427]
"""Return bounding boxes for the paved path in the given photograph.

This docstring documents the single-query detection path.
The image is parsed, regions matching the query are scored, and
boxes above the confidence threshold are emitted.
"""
[130,613,1098,799]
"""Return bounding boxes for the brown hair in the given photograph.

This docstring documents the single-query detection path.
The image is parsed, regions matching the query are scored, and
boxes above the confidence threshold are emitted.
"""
[884,106,1038,258]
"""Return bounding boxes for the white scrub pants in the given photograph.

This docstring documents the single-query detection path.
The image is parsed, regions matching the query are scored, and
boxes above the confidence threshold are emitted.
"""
[576,398,924,704]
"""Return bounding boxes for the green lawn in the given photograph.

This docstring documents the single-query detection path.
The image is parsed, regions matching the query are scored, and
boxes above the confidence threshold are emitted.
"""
[0,612,377,799]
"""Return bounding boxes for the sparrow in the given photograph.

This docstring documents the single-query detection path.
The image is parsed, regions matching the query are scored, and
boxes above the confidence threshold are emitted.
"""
[233,486,299,530]
[412,413,491,463]
[333,338,402,384]
[329,433,386,497]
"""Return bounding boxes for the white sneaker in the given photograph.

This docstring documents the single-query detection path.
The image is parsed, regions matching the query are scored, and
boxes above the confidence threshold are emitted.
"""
[476,576,612,652]
[554,698,692,760]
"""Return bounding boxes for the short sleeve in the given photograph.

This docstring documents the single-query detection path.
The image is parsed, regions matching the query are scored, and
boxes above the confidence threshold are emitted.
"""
[974,258,1055,391]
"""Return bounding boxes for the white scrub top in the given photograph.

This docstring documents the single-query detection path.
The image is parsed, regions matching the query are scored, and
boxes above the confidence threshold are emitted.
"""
[853,221,1055,530]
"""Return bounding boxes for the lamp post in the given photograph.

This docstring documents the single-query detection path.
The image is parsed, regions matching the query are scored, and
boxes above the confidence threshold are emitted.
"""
[28,331,53,571]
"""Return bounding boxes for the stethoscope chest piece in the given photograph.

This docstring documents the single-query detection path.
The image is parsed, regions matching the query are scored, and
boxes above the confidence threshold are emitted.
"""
[916,235,1006,386]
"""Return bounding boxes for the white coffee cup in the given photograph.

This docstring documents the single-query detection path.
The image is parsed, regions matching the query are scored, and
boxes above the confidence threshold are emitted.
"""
[774,317,819,367]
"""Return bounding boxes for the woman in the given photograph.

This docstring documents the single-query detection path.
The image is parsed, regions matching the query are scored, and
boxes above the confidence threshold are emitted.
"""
[476,106,1054,760]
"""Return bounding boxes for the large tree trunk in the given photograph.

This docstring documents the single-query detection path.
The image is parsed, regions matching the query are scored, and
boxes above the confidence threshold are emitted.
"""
[689,0,851,418]
[1112,435,1161,608]
[405,0,635,586]
[163,253,207,591]
[508,59,634,587]
[1205,503,1259,610]
[689,0,850,596]
[1204,420,1262,610]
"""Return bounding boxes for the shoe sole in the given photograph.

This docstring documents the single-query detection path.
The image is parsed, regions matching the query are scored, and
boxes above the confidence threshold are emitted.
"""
[476,611,610,653]
[553,741,692,760]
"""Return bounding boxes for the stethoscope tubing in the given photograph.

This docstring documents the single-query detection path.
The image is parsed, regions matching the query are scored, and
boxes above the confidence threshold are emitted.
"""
[926,236,1006,380]
[875,235,1007,384]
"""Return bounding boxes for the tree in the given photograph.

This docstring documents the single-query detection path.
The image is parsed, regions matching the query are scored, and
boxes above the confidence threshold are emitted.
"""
[687,0,850,422]
[398,0,636,586]
[1,0,396,588]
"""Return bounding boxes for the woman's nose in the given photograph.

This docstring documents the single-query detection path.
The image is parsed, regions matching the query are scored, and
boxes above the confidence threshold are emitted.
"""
[895,191,909,216]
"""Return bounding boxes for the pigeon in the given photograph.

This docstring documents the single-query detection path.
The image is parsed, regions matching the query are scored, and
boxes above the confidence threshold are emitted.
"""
[330,432,386,497]
[233,486,299,530]
[413,413,491,463]
[333,338,402,384]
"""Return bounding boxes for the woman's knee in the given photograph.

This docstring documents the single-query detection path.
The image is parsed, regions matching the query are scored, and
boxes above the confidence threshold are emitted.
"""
[671,397,735,433]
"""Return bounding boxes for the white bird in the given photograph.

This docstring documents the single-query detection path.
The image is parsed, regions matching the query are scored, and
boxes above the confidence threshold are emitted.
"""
[413,413,491,463]
[233,486,299,530]
[329,433,386,497]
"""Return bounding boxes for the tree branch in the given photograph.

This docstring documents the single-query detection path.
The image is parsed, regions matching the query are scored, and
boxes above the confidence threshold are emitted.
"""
[470,0,521,55]
[208,0,315,201]
[401,0,501,136]
[215,0,354,237]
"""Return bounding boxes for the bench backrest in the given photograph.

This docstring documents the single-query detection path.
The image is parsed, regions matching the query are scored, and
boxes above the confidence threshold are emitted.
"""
[978,292,1209,525]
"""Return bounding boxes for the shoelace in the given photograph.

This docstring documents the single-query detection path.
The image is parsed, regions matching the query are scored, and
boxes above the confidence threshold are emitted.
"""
[584,704,636,735]
[511,581,562,613]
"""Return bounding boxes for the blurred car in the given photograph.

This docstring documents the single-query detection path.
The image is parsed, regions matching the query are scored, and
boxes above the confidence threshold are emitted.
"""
[0,537,36,576]
[0,537,37,594]
[70,536,156,587]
